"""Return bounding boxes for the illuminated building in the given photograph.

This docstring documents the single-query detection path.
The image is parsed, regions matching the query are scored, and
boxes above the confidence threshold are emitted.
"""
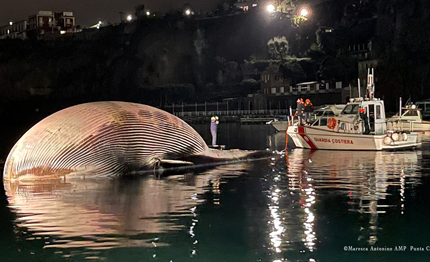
[0,11,76,40]
[28,11,76,38]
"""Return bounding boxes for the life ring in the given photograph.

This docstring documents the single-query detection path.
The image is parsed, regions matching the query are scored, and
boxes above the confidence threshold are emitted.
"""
[327,117,337,130]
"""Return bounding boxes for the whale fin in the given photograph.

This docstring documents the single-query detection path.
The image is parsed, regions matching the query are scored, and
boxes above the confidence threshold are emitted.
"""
[160,159,194,167]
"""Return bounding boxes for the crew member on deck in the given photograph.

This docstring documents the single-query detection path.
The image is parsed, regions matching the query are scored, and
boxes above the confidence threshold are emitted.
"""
[304,99,313,124]
[359,106,370,135]
[295,98,305,125]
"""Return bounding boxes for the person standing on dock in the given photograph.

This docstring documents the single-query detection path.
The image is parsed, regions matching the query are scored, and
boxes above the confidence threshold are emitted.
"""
[210,116,219,146]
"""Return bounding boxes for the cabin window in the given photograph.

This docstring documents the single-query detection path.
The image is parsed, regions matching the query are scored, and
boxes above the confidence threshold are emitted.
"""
[404,110,418,117]
[376,105,381,119]
[320,118,328,126]
[341,104,359,114]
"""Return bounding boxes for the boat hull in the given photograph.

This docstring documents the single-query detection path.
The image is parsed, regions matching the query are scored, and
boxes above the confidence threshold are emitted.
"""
[271,121,288,132]
[287,126,420,151]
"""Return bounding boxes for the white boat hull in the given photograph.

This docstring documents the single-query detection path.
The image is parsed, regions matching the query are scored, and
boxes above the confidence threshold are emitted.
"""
[287,126,420,151]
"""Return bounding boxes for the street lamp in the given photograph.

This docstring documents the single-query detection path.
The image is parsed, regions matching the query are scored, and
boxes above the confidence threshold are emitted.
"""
[184,9,192,16]
[146,11,150,16]
[297,6,311,18]
[266,4,276,13]
[126,14,133,21]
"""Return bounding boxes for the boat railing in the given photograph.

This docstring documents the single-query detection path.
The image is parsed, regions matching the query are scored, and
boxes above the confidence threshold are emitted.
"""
[387,119,416,132]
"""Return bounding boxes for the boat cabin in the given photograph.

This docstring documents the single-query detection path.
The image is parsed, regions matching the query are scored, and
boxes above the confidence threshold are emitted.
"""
[335,97,387,135]
[311,104,346,127]
[390,105,422,123]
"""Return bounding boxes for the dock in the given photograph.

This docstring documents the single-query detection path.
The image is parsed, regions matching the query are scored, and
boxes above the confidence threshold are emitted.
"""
[208,145,226,150]
[240,117,275,124]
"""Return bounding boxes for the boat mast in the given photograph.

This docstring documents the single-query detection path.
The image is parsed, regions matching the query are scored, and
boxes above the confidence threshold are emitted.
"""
[399,97,402,119]
[358,78,361,98]
[367,68,375,100]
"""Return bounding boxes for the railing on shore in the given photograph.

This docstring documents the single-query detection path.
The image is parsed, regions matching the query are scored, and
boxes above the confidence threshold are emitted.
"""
[173,109,289,117]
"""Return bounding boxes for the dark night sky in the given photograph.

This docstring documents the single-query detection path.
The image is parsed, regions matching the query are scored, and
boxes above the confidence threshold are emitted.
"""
[0,0,220,27]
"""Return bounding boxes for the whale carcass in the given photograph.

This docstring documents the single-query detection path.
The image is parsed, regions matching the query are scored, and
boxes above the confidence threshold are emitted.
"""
[3,101,266,182]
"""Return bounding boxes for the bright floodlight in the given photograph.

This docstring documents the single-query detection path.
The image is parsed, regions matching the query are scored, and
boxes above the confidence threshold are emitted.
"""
[299,7,310,17]
[266,4,276,13]
[126,14,133,21]
[185,9,191,16]
[146,11,150,16]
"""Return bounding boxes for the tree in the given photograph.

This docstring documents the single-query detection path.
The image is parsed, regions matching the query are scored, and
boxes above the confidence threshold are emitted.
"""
[279,60,306,84]
[267,36,289,61]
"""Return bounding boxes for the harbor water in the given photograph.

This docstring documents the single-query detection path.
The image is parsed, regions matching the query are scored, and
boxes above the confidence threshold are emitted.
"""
[1,123,430,261]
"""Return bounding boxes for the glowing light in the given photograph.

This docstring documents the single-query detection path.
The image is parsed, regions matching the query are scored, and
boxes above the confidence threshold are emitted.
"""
[266,4,276,13]
[146,11,150,16]
[298,6,310,18]
[9,21,13,25]
[185,9,192,16]
[126,14,132,21]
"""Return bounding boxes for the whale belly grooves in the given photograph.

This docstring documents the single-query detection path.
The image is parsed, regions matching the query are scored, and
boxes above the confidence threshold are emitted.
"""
[3,101,208,181]
[3,101,273,183]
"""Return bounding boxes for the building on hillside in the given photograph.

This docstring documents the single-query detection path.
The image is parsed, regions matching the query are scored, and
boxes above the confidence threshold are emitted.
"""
[10,21,28,39]
[28,11,55,33]
[234,0,260,11]
[0,21,26,39]
[27,11,76,39]
[0,24,10,39]
[261,69,291,96]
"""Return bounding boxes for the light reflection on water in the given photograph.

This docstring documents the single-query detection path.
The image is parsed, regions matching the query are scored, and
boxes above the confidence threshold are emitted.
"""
[2,125,430,262]
[283,148,422,251]
[5,163,249,256]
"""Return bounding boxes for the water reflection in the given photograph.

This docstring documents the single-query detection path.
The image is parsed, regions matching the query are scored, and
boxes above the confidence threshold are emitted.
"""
[284,148,421,250]
[4,163,249,256]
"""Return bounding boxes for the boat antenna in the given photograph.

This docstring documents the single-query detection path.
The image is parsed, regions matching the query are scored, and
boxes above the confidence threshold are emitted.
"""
[372,68,375,98]
[367,68,375,100]
[399,97,402,119]
[405,96,411,106]
[357,78,361,98]
[349,83,352,99]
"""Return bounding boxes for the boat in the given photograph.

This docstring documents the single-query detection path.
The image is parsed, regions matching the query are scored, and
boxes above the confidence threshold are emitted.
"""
[387,104,430,133]
[287,69,421,151]
[268,104,346,132]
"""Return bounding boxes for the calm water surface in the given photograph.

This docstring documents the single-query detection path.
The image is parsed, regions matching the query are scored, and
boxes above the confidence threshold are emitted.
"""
[1,123,430,262]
